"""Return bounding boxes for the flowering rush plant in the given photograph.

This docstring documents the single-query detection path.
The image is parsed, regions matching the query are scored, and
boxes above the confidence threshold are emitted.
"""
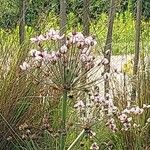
[20,28,110,149]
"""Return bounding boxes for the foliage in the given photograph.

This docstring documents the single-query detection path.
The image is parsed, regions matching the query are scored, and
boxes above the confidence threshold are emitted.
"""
[0,0,150,30]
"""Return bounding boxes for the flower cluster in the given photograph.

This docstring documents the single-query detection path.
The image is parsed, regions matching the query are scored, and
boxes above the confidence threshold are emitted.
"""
[74,86,150,133]
[67,32,97,71]
[20,29,102,92]
[30,28,64,43]
[74,88,103,125]
[67,32,97,47]
[29,49,62,64]
[122,106,144,115]
[106,103,150,132]
[118,113,132,131]
[106,118,117,132]
[74,86,118,127]
[21,29,97,67]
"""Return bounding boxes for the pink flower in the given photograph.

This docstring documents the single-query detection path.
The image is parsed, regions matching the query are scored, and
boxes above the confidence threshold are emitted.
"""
[48,51,59,63]
[118,114,128,123]
[60,45,68,54]
[143,104,150,109]
[85,36,93,45]
[47,28,64,41]
[74,100,85,109]
[80,54,87,62]
[147,105,150,108]
[30,50,43,61]
[130,106,143,115]
[123,122,131,131]
[85,62,94,70]
[75,32,84,42]
[52,34,64,40]
[47,28,57,37]
[85,36,97,46]
[68,32,84,44]
[81,47,88,54]
[86,55,94,62]
[20,62,29,70]
[106,118,117,132]
[122,108,131,114]
[30,34,47,43]
[102,58,109,65]
[50,51,55,57]
[42,51,51,61]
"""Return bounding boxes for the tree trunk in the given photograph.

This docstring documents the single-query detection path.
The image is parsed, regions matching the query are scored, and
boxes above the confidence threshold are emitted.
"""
[131,0,142,101]
[83,0,90,36]
[19,0,26,45]
[104,0,116,99]
[59,0,67,45]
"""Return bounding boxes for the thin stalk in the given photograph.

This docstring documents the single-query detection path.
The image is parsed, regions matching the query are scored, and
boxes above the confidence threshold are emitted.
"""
[60,89,68,150]
[67,129,85,150]
[60,57,68,150]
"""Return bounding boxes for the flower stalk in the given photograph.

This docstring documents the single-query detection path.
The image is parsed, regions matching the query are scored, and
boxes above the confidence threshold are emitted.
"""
[67,129,85,150]
[60,89,68,150]
[60,62,68,150]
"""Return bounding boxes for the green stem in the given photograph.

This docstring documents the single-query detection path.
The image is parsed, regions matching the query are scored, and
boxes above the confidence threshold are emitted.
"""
[60,52,68,150]
[67,129,85,150]
[60,89,68,150]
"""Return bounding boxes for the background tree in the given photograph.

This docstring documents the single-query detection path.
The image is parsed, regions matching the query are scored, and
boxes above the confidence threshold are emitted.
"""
[19,0,26,44]
[131,0,142,101]
[104,0,116,98]
[83,0,90,36]
[59,0,67,45]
